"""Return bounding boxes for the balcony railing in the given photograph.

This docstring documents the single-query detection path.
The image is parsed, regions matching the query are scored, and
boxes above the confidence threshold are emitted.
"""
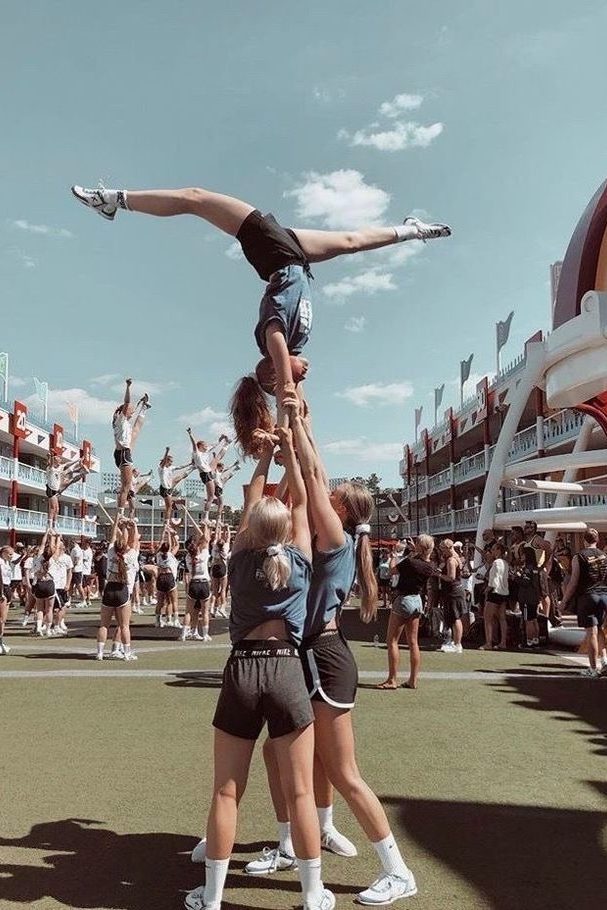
[0,456,13,482]
[453,451,486,485]
[1,507,97,537]
[543,410,585,447]
[428,512,453,534]
[454,505,481,530]
[428,467,451,495]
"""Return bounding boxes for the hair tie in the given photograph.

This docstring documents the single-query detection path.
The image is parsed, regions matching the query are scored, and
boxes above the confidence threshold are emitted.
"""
[266,544,284,557]
[355,523,371,536]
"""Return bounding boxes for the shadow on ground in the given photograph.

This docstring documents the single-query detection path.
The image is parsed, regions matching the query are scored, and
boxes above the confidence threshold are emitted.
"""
[166,671,224,689]
[383,790,607,910]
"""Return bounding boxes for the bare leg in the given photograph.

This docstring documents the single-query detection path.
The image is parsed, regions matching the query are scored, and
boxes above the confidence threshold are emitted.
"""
[119,464,132,510]
[206,729,256,859]
[272,724,320,860]
[403,617,421,688]
[293,226,402,263]
[587,628,598,670]
[126,188,255,237]
[498,605,508,649]
[262,736,289,822]
[379,612,406,687]
[453,618,463,647]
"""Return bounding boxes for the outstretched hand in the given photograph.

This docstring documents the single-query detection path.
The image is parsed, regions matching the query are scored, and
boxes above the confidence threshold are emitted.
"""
[126,378,132,386]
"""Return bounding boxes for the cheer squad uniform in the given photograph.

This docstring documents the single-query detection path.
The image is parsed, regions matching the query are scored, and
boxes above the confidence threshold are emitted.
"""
[186,549,211,607]
[300,532,359,710]
[213,545,313,740]
[113,412,134,468]
[156,551,178,594]
[102,546,139,609]
[31,555,56,601]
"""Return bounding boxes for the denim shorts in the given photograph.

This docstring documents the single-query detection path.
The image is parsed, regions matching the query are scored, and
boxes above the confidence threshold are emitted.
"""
[254,265,313,357]
[392,594,423,619]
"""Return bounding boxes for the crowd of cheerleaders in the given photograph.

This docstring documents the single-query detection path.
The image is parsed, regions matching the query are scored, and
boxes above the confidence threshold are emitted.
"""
[63,180,452,909]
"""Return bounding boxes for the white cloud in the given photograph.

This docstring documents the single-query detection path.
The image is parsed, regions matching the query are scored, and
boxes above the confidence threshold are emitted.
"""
[345,316,366,333]
[386,239,424,267]
[91,374,179,396]
[6,247,36,269]
[323,268,396,302]
[340,121,443,152]
[225,241,244,261]
[323,437,402,461]
[379,93,423,118]
[285,170,390,229]
[25,388,116,425]
[11,219,73,239]
[336,382,414,407]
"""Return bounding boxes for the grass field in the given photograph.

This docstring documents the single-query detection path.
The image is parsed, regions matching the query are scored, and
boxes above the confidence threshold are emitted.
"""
[1,601,606,910]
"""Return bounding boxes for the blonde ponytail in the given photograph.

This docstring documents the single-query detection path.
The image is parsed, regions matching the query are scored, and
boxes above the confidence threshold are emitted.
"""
[335,482,378,623]
[262,544,292,591]
[356,533,378,623]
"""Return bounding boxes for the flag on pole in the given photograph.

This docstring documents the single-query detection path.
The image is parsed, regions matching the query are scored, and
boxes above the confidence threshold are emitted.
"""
[460,354,474,386]
[67,401,79,424]
[33,377,48,420]
[0,352,8,400]
[496,311,514,352]
[414,406,423,437]
[434,384,445,411]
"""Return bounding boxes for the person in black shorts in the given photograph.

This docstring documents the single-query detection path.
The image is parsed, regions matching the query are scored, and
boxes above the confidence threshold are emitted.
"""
[439,539,469,654]
[185,421,337,910]
[72,180,451,457]
[560,528,607,677]
[516,545,547,648]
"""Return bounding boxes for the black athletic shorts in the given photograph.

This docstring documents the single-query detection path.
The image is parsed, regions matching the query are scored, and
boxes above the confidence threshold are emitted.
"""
[46,485,59,499]
[211,563,227,580]
[301,629,358,709]
[198,470,213,484]
[577,591,607,629]
[32,579,56,600]
[486,593,509,606]
[72,572,83,586]
[444,593,469,625]
[521,601,539,622]
[236,209,310,282]
[102,582,129,609]
[114,447,133,469]
[0,582,9,600]
[215,485,223,497]
[188,578,210,605]
[54,589,69,608]
[213,639,314,740]
[159,485,171,498]
[156,573,176,594]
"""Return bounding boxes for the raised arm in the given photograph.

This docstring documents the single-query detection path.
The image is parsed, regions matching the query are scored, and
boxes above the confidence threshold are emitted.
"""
[186,427,198,455]
[108,514,121,548]
[160,446,171,467]
[290,402,344,551]
[277,423,311,561]
[233,438,275,552]
[123,377,132,408]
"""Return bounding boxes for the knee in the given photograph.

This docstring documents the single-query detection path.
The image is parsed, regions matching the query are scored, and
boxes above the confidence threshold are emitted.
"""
[342,231,363,252]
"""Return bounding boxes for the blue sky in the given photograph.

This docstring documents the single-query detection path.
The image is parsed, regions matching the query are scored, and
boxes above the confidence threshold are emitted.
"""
[3,1,607,503]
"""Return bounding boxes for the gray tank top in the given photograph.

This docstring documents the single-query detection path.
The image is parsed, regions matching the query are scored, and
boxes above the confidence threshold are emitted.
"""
[228,545,311,646]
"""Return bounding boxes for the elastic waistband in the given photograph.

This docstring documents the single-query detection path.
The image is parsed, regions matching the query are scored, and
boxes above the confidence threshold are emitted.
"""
[231,639,298,658]
[301,629,343,649]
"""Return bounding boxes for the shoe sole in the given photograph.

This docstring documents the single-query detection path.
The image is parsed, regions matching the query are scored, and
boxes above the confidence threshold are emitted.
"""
[245,864,296,875]
[357,885,418,905]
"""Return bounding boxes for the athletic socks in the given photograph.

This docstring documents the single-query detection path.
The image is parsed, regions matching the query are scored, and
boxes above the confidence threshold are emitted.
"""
[204,858,230,907]
[373,832,410,878]
[99,188,129,210]
[96,642,104,658]
[393,223,420,242]
[297,857,323,906]
[316,805,333,833]
[278,821,294,856]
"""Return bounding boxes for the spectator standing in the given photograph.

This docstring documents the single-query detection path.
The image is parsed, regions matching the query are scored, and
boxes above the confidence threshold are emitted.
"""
[439,539,468,654]
[482,542,509,650]
[560,528,607,677]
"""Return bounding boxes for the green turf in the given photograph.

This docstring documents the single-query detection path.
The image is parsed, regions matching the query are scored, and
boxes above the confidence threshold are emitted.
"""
[1,603,606,910]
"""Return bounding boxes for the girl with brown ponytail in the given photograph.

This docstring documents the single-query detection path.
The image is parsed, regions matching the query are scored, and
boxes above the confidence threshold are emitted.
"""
[96,516,139,661]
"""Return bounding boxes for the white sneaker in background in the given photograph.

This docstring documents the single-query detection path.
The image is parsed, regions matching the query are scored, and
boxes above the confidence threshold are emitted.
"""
[245,846,297,875]
[321,826,358,857]
[357,871,418,905]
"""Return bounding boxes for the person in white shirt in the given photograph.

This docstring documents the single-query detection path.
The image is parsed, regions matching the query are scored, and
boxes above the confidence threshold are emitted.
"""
[96,516,140,661]
[212,461,240,523]
[49,540,74,635]
[112,377,151,516]
[81,539,94,606]
[210,520,231,619]
[70,540,86,604]
[127,468,153,520]
[45,454,88,528]
[482,541,510,650]
[186,427,231,522]
[158,446,195,525]
[32,530,60,637]
[183,517,212,642]
[155,523,181,629]
[20,547,36,627]
[0,546,14,654]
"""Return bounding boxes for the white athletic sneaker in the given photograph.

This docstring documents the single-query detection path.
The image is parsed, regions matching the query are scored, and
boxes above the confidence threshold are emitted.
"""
[305,889,336,910]
[159,616,167,628]
[71,183,119,221]
[357,871,418,905]
[245,846,297,875]
[202,633,212,643]
[580,667,600,678]
[0,642,11,656]
[95,652,104,661]
[191,630,203,641]
[180,629,192,642]
[439,642,462,653]
[109,649,125,660]
[321,827,358,857]
[184,885,218,910]
[190,838,206,863]
[124,651,138,661]
[174,618,182,629]
[21,614,31,627]
[150,597,158,605]
[403,215,451,242]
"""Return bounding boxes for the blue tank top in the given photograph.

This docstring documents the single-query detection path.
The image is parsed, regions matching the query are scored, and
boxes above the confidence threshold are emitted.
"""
[304,533,356,638]
[228,545,311,646]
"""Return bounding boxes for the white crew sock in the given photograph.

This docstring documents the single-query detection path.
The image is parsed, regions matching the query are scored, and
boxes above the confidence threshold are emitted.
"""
[297,857,323,906]
[316,805,333,833]
[202,625,209,637]
[101,188,129,210]
[97,642,104,657]
[393,223,419,242]
[373,833,409,877]
[204,858,229,907]
[277,821,294,855]
[124,645,132,657]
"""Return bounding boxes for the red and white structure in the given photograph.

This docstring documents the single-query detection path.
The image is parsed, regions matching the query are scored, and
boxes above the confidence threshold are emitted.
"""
[0,396,99,544]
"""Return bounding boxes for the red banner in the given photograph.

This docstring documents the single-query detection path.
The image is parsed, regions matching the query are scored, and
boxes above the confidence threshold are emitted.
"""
[10,400,28,439]
[51,423,64,455]
[81,439,92,469]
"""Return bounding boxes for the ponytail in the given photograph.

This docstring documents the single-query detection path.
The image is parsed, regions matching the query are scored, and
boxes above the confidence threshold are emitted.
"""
[229,375,275,459]
[355,531,378,623]
[261,543,292,591]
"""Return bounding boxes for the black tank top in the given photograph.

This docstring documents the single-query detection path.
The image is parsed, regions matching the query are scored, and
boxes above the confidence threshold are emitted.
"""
[441,556,465,596]
[577,547,607,594]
